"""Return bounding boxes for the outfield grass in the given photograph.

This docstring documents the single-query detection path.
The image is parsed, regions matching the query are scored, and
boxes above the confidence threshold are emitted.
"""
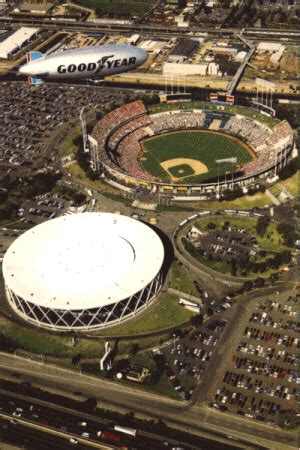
[142,131,252,183]
[104,293,194,336]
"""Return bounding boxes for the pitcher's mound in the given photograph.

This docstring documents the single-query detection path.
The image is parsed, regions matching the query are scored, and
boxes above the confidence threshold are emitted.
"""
[161,158,208,181]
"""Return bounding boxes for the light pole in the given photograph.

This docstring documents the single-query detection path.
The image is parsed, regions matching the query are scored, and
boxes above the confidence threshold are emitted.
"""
[173,333,176,351]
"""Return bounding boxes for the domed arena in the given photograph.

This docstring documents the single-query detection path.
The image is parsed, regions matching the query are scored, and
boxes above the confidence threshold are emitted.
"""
[2,213,165,331]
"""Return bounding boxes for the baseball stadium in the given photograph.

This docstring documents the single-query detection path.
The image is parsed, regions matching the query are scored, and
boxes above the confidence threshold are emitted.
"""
[89,101,294,199]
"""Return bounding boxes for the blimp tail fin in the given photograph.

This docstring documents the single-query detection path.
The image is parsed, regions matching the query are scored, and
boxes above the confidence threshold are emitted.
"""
[28,76,44,85]
[26,51,44,63]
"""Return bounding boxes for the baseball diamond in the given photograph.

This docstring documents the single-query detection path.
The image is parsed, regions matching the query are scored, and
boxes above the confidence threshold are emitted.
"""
[160,159,208,181]
[141,130,254,183]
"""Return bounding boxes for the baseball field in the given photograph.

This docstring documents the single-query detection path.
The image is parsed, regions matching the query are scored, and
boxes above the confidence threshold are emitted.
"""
[141,130,254,183]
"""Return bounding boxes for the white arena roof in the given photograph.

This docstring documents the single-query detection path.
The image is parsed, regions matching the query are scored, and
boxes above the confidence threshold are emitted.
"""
[3,213,164,310]
[0,27,39,59]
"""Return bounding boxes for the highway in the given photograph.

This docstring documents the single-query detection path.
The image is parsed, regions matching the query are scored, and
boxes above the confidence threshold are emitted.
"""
[0,382,235,450]
[0,352,297,450]
[1,17,299,44]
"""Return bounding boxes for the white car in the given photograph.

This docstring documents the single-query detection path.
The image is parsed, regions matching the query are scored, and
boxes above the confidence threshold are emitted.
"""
[70,438,78,444]
[79,421,87,427]
[81,432,89,438]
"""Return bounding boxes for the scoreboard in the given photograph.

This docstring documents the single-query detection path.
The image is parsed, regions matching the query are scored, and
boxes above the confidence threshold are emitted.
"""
[210,92,235,105]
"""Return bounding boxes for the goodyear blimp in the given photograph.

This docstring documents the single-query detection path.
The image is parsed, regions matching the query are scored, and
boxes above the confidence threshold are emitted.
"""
[19,44,148,84]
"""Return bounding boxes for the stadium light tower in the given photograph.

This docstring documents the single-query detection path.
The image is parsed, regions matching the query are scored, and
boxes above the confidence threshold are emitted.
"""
[80,107,89,153]
[215,157,237,194]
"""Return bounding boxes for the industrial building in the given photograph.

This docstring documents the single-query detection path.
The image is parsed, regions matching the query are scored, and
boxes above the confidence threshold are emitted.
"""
[163,62,220,76]
[0,27,39,59]
[168,39,199,63]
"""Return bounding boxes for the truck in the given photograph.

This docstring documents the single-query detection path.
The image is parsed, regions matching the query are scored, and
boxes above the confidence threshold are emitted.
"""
[113,425,137,437]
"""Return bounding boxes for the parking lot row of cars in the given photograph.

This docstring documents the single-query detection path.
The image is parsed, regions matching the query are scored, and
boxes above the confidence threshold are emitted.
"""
[222,371,297,400]
[243,327,298,347]
[236,341,298,365]
[208,293,298,425]
[17,193,69,225]
[164,320,228,400]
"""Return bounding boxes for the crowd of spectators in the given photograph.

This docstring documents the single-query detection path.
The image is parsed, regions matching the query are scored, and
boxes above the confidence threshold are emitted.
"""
[116,128,156,181]
[224,115,270,151]
[223,115,294,176]
[91,101,147,152]
[149,111,205,134]
[108,115,152,150]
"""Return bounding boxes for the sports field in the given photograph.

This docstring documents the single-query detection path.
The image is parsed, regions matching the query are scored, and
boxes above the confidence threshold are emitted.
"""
[141,131,254,183]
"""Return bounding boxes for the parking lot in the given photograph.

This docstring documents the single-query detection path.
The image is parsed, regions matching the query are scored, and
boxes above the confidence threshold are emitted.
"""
[0,82,121,182]
[163,318,228,401]
[208,291,299,425]
[18,193,70,225]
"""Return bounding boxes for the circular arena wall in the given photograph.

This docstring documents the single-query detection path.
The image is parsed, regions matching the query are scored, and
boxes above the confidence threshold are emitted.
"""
[3,213,165,331]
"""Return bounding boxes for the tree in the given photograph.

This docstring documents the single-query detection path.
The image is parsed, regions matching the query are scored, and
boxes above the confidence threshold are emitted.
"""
[243,280,253,291]
[221,186,243,201]
[231,259,238,277]
[206,222,217,230]
[256,216,270,236]
[190,314,203,327]
[278,158,299,180]
[269,272,279,284]
[277,223,298,247]
[254,277,265,288]
[71,353,82,365]
[128,343,139,357]
[207,307,214,316]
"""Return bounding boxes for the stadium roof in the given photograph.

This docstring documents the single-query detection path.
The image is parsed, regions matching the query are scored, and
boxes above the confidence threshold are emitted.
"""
[169,38,199,58]
[3,213,164,310]
[0,27,39,59]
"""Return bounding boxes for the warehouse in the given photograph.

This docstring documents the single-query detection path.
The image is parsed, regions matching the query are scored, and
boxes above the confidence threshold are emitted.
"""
[163,62,220,76]
[168,39,199,63]
[0,27,39,59]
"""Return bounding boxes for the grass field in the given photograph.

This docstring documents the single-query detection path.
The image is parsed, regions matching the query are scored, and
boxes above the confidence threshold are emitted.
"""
[104,293,195,336]
[168,261,196,294]
[141,131,253,183]
[74,0,156,17]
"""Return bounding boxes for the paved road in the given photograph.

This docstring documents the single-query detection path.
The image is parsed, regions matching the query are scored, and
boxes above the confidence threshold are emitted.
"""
[0,353,297,450]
